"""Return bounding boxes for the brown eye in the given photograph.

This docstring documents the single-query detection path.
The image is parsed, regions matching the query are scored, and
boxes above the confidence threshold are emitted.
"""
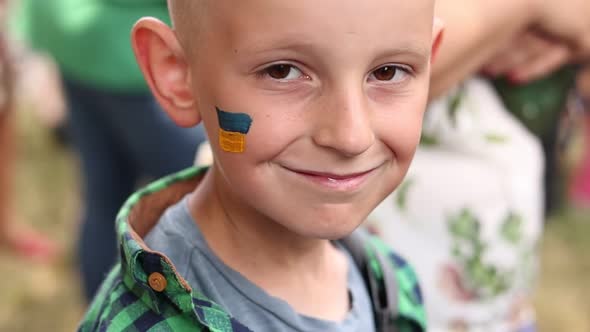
[369,65,409,83]
[373,66,397,81]
[267,64,290,79]
[264,64,303,80]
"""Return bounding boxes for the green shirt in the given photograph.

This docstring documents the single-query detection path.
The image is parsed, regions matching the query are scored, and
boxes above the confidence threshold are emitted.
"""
[15,0,169,92]
[79,167,427,331]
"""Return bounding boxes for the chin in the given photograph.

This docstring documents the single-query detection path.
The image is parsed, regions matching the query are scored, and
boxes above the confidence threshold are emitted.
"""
[285,211,366,240]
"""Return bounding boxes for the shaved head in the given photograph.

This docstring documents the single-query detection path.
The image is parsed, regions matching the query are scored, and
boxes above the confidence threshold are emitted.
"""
[167,0,206,49]
[168,0,198,25]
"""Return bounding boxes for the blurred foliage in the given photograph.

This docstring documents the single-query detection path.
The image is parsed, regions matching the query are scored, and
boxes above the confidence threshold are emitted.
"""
[494,66,577,139]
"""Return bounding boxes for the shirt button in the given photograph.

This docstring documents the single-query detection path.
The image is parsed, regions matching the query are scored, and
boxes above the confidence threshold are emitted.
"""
[148,272,167,292]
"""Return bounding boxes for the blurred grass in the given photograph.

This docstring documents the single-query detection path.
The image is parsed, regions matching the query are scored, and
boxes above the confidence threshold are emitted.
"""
[535,210,590,331]
[0,106,588,331]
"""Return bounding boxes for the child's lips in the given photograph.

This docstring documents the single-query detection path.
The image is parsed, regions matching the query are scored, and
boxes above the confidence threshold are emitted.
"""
[294,169,372,179]
[281,166,379,191]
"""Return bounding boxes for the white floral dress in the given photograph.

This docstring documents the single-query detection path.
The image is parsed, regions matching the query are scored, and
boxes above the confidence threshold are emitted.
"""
[367,78,544,332]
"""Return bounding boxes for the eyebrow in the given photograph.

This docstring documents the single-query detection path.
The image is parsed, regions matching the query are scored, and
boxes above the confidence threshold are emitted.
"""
[372,45,431,63]
[237,38,317,56]
[240,39,430,60]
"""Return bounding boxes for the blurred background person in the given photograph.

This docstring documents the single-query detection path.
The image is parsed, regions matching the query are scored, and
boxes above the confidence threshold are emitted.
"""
[366,0,590,331]
[0,0,56,262]
[15,0,207,301]
[569,66,590,208]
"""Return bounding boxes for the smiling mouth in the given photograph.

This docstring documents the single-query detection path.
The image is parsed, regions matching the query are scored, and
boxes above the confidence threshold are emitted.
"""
[281,166,379,191]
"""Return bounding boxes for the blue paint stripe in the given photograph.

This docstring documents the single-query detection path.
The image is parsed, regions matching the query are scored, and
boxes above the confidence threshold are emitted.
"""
[216,107,252,133]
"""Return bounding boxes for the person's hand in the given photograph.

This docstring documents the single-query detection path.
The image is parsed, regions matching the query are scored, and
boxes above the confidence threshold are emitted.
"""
[533,0,590,61]
[482,31,571,83]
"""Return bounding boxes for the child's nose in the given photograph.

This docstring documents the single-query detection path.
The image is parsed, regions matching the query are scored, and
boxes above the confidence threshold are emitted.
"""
[311,87,375,157]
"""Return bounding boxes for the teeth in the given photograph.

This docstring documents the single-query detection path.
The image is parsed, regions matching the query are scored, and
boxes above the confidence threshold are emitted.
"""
[328,177,338,182]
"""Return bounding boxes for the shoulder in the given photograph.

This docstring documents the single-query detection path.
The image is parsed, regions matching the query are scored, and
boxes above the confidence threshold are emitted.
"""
[367,236,423,304]
[341,230,426,331]
[78,265,203,332]
[78,265,131,331]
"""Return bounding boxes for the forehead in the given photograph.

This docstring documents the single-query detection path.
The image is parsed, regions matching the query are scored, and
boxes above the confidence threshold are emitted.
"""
[199,0,434,57]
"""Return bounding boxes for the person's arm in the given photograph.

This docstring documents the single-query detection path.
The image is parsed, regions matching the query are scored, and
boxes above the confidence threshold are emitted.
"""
[481,31,571,84]
[431,0,590,99]
[430,0,537,99]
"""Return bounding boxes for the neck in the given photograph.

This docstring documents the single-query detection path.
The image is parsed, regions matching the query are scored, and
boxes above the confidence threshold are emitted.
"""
[187,167,350,320]
[189,167,339,277]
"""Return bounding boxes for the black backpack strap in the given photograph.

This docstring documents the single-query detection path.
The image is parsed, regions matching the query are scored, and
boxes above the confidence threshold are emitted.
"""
[340,230,399,332]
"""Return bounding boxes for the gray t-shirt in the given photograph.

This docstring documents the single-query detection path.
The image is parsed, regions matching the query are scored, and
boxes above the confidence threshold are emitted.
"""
[144,197,376,332]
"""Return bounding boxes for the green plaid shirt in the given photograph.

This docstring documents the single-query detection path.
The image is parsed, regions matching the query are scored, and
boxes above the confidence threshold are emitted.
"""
[79,167,426,332]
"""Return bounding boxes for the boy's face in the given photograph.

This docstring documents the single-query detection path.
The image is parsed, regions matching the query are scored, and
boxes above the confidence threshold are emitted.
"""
[182,0,436,239]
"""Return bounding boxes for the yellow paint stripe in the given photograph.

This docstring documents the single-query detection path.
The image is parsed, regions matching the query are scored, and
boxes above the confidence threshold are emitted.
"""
[219,128,246,153]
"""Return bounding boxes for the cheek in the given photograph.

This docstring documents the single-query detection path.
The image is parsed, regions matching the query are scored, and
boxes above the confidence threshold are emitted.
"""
[203,86,309,159]
[238,109,307,161]
[205,109,307,179]
[377,99,426,161]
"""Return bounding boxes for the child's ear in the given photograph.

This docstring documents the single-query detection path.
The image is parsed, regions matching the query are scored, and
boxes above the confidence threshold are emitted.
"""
[430,17,445,64]
[131,17,201,127]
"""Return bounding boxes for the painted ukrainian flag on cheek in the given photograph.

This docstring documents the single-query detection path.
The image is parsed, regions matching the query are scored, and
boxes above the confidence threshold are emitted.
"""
[216,107,253,153]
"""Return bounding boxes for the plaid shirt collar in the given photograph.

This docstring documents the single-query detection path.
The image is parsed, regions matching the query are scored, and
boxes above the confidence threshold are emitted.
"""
[116,166,252,331]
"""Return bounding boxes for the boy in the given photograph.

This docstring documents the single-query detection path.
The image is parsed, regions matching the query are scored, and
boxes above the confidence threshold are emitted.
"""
[80,0,443,330]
